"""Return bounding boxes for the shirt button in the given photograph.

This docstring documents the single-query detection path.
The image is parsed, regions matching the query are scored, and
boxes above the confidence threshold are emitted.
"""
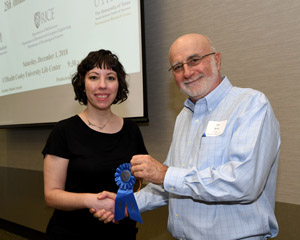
[182,164,185,167]
[176,213,179,218]
[170,187,174,191]
[195,119,199,123]
[188,140,192,144]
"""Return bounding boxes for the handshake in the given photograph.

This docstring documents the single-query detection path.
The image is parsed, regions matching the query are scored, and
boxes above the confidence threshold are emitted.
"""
[89,191,119,223]
[89,155,168,223]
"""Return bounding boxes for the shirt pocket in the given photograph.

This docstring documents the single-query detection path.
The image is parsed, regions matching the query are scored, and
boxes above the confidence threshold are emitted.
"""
[197,135,227,169]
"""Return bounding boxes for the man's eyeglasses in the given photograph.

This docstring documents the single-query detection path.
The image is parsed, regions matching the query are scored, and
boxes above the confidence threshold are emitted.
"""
[168,52,216,73]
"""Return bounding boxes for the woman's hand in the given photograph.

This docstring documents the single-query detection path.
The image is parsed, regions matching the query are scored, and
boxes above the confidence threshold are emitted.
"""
[89,191,119,223]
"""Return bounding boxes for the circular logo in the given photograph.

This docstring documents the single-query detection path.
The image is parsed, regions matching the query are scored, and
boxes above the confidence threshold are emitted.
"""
[121,170,130,182]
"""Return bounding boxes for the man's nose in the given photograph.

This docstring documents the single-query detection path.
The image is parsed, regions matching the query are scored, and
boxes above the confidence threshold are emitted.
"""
[183,64,193,78]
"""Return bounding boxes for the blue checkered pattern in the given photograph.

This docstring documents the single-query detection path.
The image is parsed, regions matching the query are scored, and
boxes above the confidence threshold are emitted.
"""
[135,77,280,240]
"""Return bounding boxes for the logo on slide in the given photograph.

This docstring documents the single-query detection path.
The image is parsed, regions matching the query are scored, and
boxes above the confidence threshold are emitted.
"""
[34,8,55,28]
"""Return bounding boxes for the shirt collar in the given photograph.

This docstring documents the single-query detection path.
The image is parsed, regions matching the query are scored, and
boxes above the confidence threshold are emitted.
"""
[184,76,232,114]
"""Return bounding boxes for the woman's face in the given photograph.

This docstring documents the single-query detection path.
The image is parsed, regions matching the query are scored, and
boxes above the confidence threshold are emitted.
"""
[84,66,119,111]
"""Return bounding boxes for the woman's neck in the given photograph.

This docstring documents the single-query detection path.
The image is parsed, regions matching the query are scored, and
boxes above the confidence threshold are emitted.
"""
[80,107,123,133]
[84,108,112,130]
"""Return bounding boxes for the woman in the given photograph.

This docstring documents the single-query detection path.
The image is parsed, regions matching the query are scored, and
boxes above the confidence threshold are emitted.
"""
[42,50,147,239]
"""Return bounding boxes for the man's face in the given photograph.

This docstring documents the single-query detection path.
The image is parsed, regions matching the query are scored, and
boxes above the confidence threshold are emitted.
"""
[169,36,222,103]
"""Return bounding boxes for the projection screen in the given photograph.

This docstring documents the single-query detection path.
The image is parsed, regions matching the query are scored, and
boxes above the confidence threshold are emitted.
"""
[0,0,147,128]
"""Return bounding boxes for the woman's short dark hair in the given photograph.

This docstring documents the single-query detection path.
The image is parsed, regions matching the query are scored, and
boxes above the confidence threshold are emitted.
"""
[72,49,129,105]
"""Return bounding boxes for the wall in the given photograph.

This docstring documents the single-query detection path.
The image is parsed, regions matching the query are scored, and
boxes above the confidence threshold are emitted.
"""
[1,1,300,239]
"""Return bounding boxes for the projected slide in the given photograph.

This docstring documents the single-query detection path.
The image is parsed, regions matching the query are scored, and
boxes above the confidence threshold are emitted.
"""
[0,0,146,126]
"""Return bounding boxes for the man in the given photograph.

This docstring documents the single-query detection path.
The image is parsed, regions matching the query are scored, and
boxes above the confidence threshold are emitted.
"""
[94,33,281,240]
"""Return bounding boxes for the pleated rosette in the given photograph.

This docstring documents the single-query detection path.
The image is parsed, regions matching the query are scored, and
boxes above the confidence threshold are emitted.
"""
[115,163,136,190]
[114,163,143,223]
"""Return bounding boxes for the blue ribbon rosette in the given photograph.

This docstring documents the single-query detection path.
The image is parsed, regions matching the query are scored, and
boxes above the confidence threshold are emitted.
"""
[114,163,143,223]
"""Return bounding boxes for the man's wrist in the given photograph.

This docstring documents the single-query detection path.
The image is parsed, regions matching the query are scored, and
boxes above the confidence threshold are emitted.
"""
[160,165,168,185]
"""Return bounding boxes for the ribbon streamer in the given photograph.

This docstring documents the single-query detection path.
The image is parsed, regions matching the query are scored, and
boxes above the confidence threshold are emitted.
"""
[114,163,143,223]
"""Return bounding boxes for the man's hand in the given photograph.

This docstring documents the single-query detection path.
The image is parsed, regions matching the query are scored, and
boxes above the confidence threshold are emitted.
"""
[89,191,116,223]
[131,155,168,184]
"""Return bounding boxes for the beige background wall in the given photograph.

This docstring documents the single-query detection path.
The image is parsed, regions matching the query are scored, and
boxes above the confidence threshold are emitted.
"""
[0,0,299,239]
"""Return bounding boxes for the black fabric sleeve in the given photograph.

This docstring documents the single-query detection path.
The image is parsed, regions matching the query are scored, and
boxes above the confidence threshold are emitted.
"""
[42,120,70,159]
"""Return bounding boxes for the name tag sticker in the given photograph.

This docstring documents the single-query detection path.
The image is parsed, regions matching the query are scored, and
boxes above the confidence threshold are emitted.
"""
[205,120,227,137]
